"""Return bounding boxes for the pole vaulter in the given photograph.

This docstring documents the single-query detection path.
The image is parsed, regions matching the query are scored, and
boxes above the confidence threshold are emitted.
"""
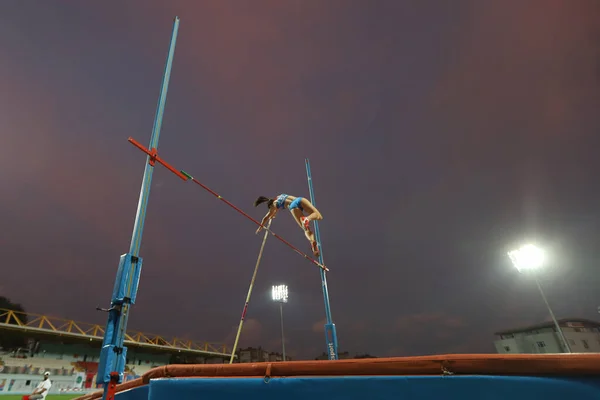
[127,137,329,272]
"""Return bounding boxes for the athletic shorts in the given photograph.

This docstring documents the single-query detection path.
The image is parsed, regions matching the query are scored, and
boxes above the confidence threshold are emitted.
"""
[288,197,304,211]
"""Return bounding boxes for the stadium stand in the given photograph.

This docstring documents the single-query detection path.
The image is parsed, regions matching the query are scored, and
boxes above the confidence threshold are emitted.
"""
[0,308,231,396]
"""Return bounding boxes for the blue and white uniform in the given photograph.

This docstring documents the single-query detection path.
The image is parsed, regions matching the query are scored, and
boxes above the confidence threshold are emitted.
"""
[274,194,304,211]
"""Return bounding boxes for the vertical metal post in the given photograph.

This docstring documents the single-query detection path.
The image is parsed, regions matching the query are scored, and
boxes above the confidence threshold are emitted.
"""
[305,159,339,360]
[129,16,180,257]
[97,17,180,400]
[534,277,572,353]
[279,302,286,361]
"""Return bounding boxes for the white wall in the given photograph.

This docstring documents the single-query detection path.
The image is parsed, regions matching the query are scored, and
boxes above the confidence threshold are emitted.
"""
[38,343,170,366]
[2,355,75,372]
[495,328,600,354]
[0,373,84,395]
[494,337,519,353]
[562,327,600,352]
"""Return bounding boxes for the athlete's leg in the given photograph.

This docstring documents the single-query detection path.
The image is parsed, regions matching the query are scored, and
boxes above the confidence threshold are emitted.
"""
[290,208,320,257]
[299,198,323,222]
[290,208,313,239]
[289,197,312,230]
[290,197,322,232]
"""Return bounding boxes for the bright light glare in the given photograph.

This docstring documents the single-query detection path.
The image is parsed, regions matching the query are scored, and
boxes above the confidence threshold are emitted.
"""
[507,244,545,273]
[272,285,288,303]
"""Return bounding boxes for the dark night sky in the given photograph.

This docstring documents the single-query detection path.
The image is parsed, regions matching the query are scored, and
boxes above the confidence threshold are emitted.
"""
[2,1,600,359]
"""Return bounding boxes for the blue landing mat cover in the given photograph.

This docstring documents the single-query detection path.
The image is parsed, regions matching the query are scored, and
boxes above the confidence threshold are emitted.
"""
[115,375,600,400]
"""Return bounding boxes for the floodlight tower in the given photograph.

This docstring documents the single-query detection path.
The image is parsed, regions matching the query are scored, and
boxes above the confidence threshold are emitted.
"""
[272,284,288,361]
[507,244,572,353]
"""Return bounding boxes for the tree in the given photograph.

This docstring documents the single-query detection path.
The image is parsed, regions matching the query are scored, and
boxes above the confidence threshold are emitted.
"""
[0,296,29,351]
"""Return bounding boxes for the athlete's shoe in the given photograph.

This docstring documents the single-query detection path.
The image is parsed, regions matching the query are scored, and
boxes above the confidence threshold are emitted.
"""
[311,240,320,257]
[301,217,310,231]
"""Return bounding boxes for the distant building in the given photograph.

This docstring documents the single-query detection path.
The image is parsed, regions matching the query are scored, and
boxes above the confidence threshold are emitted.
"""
[237,347,292,363]
[494,318,600,354]
[268,352,284,362]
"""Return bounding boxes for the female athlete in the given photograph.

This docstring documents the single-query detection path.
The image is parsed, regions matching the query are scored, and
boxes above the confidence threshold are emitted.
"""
[254,194,323,257]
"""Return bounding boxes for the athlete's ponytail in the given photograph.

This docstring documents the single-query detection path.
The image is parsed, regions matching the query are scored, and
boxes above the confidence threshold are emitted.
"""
[254,196,274,208]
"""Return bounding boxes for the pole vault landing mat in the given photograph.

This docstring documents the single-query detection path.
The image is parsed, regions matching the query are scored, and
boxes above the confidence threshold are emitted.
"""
[75,353,600,400]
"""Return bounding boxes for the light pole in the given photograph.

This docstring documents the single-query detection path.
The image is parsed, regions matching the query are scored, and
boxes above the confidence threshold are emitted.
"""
[507,244,572,353]
[272,284,288,361]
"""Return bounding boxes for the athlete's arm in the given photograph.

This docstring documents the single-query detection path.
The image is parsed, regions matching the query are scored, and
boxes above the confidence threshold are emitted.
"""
[256,208,277,234]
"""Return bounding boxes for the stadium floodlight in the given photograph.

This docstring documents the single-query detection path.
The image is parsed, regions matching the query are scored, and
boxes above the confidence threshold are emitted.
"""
[507,244,545,273]
[272,284,288,303]
[272,284,288,361]
[507,243,571,353]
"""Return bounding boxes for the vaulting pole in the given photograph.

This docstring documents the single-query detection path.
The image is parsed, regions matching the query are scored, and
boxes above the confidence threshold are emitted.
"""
[229,219,273,363]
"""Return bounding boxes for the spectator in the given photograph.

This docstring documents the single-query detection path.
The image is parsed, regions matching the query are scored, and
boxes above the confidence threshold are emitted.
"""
[25,371,51,399]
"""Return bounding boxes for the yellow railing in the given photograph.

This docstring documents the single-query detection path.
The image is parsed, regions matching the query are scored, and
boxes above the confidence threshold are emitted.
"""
[0,308,230,355]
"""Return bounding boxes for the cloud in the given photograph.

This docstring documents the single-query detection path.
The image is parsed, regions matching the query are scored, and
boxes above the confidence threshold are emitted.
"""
[394,313,464,333]
[385,347,408,358]
[267,337,291,355]
[6,1,599,361]
[349,321,367,334]
[0,52,162,248]
[312,318,326,333]
[223,318,264,350]
[387,313,470,356]
[430,0,600,149]
[127,0,404,166]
